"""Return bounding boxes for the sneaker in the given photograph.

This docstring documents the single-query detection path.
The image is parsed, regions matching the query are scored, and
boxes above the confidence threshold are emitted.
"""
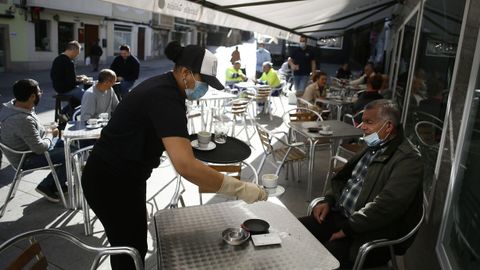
[35,185,60,203]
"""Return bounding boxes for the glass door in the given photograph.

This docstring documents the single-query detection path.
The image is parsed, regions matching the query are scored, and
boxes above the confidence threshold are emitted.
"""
[0,27,5,72]
[437,27,480,270]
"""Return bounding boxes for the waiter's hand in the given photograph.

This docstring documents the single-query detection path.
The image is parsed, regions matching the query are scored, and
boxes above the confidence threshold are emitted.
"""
[217,175,267,203]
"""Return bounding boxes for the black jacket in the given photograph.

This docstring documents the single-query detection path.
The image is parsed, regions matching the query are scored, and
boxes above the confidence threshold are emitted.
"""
[50,54,77,93]
[110,55,140,81]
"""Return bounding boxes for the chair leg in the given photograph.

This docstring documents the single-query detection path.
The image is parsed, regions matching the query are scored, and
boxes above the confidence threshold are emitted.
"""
[0,173,22,218]
[243,115,251,145]
[45,152,67,209]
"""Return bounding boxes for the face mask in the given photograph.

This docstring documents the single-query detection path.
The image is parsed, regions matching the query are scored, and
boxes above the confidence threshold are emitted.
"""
[300,42,307,49]
[362,121,389,147]
[184,71,208,100]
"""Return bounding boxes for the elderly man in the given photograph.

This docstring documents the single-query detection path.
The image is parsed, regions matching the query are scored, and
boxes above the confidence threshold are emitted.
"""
[299,99,423,268]
[302,71,328,104]
[110,44,140,100]
[257,61,281,89]
[0,79,67,202]
[81,69,119,122]
[256,41,272,79]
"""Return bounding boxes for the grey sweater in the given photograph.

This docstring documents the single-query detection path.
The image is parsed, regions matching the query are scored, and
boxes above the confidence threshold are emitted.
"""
[80,84,119,122]
[0,100,51,167]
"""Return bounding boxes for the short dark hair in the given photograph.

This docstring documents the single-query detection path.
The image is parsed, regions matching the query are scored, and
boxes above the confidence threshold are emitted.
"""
[98,69,116,83]
[66,40,81,51]
[119,44,130,52]
[312,71,328,82]
[13,79,39,102]
[368,74,384,90]
[365,99,401,127]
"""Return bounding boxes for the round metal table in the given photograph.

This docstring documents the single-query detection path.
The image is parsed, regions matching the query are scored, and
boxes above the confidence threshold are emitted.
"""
[190,134,251,163]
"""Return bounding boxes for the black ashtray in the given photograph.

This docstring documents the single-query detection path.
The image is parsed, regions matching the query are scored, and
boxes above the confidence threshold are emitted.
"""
[307,127,321,133]
[241,219,270,234]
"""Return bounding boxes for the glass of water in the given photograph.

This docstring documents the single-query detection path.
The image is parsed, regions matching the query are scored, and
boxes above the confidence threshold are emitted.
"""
[214,121,229,144]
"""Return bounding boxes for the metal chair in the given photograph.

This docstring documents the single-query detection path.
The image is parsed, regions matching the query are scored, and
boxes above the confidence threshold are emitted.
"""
[255,124,307,180]
[224,98,256,145]
[72,105,82,122]
[245,86,273,120]
[306,198,425,270]
[0,228,143,270]
[0,142,67,218]
[199,161,258,205]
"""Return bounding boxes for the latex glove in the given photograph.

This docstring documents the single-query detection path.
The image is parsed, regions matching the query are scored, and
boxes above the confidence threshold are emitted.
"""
[217,175,268,203]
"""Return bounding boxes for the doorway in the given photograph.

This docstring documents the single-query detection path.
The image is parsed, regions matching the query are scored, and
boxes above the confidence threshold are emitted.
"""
[58,22,74,54]
[84,24,99,60]
[0,25,8,72]
[137,27,145,60]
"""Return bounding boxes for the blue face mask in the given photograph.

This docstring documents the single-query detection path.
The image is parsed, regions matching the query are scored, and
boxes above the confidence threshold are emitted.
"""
[300,42,307,49]
[184,72,208,100]
[362,121,389,147]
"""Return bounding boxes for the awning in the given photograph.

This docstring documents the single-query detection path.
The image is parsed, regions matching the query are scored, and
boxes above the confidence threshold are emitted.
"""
[101,0,398,42]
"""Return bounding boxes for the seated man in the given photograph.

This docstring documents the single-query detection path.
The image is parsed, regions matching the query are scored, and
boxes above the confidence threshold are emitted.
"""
[81,69,119,122]
[350,62,375,86]
[299,99,423,268]
[50,40,87,118]
[336,63,352,79]
[0,79,67,202]
[225,60,247,88]
[257,61,281,89]
[302,71,328,104]
[352,74,384,115]
[110,44,140,100]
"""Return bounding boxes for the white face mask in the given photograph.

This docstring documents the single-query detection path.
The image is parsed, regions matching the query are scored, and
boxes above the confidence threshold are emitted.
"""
[362,121,389,147]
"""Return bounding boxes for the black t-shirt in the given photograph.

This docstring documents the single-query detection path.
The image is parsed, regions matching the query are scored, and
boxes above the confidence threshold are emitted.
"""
[93,72,189,181]
[290,47,316,76]
[50,54,77,93]
[353,91,384,115]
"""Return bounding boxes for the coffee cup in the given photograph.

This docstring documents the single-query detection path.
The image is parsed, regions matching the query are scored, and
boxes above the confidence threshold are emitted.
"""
[262,174,278,190]
[197,131,211,148]
[87,118,98,126]
[321,125,332,132]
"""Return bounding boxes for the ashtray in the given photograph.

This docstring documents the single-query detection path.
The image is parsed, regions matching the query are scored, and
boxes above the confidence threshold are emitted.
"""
[241,219,270,235]
[222,227,250,246]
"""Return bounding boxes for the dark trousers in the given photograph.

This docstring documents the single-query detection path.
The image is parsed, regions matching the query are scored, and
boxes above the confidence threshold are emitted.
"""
[82,153,147,270]
[299,211,390,269]
[91,55,100,71]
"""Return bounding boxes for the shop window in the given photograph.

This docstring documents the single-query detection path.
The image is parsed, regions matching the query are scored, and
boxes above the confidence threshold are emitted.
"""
[34,20,50,51]
[113,24,132,53]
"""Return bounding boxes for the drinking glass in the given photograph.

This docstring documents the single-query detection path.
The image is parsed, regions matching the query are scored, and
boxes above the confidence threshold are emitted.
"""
[214,121,229,144]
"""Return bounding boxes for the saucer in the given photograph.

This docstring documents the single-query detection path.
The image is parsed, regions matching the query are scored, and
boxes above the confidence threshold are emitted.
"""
[191,140,216,151]
[319,130,333,136]
[267,185,285,197]
[222,228,250,246]
[86,124,102,129]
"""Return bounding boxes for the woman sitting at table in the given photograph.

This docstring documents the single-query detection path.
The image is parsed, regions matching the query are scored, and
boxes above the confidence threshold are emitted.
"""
[81,41,267,270]
[301,71,328,104]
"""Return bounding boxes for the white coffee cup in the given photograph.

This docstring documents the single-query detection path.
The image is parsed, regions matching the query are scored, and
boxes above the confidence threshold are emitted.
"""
[87,118,98,126]
[321,125,332,132]
[197,131,211,148]
[262,174,278,189]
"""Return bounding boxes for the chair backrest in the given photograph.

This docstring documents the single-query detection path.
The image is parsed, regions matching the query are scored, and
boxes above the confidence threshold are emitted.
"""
[72,105,81,122]
[0,229,144,270]
[199,162,258,204]
[3,239,47,270]
[283,107,323,124]
[230,98,250,115]
[255,124,274,154]
[0,142,31,171]
[414,120,442,149]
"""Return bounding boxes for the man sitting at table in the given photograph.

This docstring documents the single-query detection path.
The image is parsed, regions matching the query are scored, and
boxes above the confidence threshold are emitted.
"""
[299,99,423,268]
[0,79,67,203]
[302,71,328,104]
[225,60,247,88]
[256,61,282,96]
[50,40,87,119]
[350,62,375,86]
[110,44,140,100]
[352,74,384,116]
[81,69,119,122]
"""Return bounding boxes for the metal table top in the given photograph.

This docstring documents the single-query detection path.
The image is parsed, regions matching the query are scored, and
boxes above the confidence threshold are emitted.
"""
[154,201,339,270]
[289,120,363,140]
[62,121,102,140]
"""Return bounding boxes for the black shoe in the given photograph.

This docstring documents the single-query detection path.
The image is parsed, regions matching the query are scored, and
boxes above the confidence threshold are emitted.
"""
[55,185,68,196]
[35,185,60,203]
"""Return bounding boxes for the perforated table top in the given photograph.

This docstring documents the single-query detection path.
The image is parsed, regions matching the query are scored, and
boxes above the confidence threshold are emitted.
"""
[154,201,339,270]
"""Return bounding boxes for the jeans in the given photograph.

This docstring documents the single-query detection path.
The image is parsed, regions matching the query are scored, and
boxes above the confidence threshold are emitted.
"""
[293,75,310,96]
[61,86,85,118]
[22,139,67,190]
[119,80,135,100]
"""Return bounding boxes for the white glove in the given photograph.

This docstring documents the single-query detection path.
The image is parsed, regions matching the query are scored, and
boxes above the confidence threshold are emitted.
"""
[217,175,268,203]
